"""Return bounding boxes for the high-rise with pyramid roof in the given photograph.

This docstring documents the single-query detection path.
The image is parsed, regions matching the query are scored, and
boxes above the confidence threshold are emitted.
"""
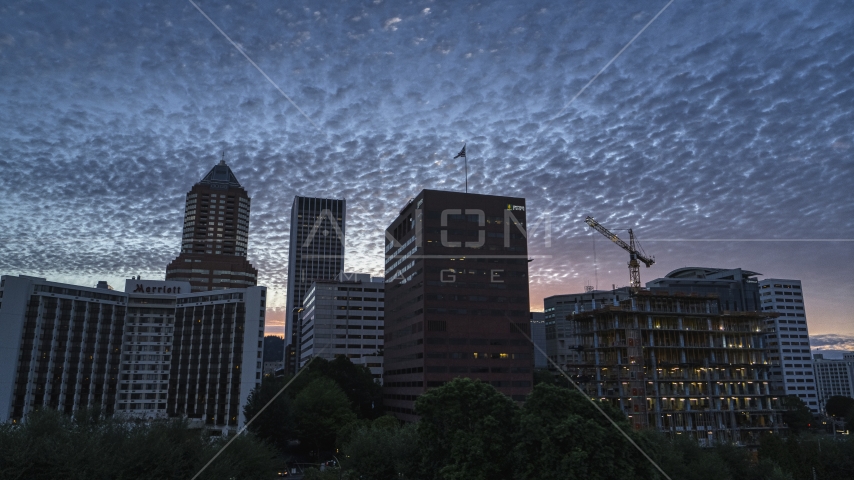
[165,160,258,292]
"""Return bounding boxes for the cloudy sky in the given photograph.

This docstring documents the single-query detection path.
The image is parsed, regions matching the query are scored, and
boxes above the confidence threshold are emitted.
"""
[1,0,852,354]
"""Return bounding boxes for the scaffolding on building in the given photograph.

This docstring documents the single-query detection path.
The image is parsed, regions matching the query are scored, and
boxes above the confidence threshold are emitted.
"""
[568,290,784,446]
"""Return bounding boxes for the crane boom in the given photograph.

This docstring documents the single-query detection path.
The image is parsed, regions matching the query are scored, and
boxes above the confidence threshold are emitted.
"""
[585,216,655,290]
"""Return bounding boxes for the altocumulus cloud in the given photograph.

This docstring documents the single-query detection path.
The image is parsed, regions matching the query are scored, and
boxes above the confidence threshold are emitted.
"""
[810,334,854,359]
[0,0,852,336]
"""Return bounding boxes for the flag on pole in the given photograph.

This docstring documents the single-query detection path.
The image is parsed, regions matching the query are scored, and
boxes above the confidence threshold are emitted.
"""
[453,144,466,159]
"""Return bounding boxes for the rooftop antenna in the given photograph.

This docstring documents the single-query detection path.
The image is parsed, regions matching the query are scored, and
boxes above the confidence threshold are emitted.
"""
[220,150,226,165]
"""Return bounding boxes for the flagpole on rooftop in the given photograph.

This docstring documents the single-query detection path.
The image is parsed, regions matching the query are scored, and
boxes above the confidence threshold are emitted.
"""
[453,143,467,194]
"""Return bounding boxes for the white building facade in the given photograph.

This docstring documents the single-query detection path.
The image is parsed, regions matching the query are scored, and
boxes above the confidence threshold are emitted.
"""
[263,361,283,375]
[758,279,819,413]
[0,276,127,422]
[299,273,384,382]
[813,353,854,413]
[116,279,190,418]
[0,275,264,433]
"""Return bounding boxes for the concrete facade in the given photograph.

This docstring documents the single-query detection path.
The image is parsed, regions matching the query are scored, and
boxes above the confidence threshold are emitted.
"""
[168,286,266,434]
[0,276,127,422]
[758,279,819,413]
[116,279,191,418]
[813,353,854,413]
[263,361,283,375]
[571,290,783,446]
[544,288,632,371]
[0,275,264,434]
[646,267,762,313]
[299,273,384,383]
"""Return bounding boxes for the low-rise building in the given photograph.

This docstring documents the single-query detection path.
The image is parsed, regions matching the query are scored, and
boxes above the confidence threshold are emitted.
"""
[813,353,854,413]
[529,312,547,369]
[298,273,384,380]
[263,361,283,375]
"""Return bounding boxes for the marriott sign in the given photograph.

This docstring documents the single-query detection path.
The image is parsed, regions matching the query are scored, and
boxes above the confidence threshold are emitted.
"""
[124,279,192,296]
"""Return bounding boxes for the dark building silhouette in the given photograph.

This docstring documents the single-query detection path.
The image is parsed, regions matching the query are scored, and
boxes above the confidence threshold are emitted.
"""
[383,189,533,421]
[168,285,266,432]
[283,196,346,375]
[646,267,761,312]
[165,160,257,292]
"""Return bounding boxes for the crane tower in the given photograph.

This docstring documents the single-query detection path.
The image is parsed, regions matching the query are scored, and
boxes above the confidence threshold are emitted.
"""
[585,216,655,290]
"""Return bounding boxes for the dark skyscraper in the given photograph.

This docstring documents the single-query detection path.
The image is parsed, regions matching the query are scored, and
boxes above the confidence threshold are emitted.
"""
[165,160,257,292]
[383,189,533,421]
[283,196,346,374]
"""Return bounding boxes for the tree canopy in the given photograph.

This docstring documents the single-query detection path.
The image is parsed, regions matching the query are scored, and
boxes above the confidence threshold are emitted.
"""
[780,395,814,434]
[824,396,854,418]
[0,408,277,480]
[242,354,383,455]
[514,383,657,480]
[339,416,419,480]
[243,374,296,451]
[7,370,854,480]
[287,355,383,419]
[293,377,357,457]
[415,377,520,480]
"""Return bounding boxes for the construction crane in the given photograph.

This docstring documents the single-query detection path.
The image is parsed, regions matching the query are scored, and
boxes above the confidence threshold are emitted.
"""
[585,216,655,290]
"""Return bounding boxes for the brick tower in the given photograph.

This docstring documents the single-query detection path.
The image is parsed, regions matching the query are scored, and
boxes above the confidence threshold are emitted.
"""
[165,160,257,291]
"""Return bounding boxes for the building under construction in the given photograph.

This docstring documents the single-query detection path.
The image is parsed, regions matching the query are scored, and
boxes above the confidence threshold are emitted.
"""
[569,290,784,446]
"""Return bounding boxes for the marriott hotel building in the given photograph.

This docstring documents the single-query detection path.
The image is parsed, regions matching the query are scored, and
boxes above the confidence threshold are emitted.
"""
[0,275,264,434]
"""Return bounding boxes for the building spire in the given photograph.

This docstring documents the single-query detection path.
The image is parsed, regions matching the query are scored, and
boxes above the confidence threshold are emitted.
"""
[199,156,242,187]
